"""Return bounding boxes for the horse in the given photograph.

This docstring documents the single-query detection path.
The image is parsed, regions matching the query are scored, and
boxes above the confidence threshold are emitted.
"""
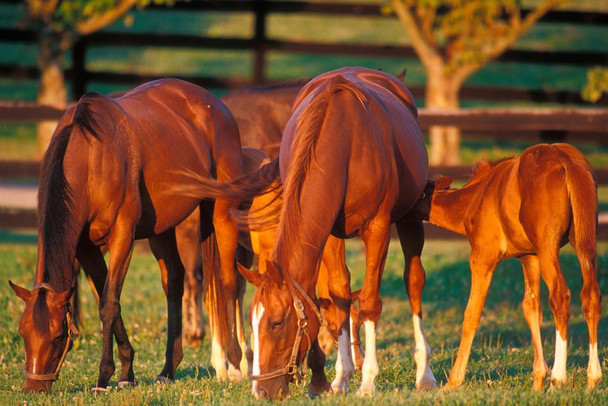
[180,81,304,346]
[410,143,602,391]
[240,171,366,372]
[8,78,259,393]
[231,66,434,399]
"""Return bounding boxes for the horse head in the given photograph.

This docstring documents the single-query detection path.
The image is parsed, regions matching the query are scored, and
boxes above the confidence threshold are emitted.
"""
[237,260,321,400]
[409,176,454,221]
[9,281,77,393]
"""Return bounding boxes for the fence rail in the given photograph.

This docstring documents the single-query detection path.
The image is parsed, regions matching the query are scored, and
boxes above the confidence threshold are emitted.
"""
[0,1,606,104]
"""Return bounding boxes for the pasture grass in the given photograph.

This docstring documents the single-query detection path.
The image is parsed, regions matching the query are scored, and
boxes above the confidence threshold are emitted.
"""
[1,238,607,404]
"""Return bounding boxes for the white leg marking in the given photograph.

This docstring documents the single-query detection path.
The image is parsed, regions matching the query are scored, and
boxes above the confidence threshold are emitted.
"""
[331,328,354,393]
[588,342,602,383]
[357,320,379,396]
[251,302,265,398]
[412,314,437,390]
[551,330,568,385]
[211,334,227,381]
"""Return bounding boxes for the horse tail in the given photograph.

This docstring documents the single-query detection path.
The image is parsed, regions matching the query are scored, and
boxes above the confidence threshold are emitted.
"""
[173,157,280,203]
[560,145,598,259]
[199,202,228,365]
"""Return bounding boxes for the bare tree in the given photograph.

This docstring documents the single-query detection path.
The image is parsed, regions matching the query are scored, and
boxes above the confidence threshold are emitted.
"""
[389,0,566,165]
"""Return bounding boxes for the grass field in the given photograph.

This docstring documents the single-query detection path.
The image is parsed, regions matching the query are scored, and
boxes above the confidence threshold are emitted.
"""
[1,238,607,405]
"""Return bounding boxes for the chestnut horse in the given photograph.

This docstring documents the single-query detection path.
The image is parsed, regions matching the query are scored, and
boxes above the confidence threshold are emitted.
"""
[240,173,365,372]
[411,143,601,391]
[235,67,434,399]
[8,79,254,392]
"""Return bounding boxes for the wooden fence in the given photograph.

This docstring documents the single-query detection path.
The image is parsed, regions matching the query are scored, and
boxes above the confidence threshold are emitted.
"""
[0,0,607,104]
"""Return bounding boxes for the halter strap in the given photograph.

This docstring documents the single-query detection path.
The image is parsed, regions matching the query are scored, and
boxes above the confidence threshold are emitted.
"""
[251,273,323,384]
[23,284,79,382]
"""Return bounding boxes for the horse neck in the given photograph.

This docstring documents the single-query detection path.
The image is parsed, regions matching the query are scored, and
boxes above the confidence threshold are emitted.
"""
[430,183,482,236]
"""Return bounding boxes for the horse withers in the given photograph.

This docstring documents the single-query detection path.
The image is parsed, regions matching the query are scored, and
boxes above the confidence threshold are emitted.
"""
[232,67,435,399]
[9,78,265,393]
[411,143,602,391]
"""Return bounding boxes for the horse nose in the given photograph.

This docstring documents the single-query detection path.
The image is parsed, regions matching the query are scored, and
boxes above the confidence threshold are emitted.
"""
[24,378,52,393]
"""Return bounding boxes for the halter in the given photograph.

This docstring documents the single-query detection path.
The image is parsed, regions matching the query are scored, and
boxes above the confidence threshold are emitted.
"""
[251,274,323,385]
[22,283,79,382]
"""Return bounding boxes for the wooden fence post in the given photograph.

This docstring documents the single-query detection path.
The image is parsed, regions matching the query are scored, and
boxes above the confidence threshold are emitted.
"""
[253,0,268,84]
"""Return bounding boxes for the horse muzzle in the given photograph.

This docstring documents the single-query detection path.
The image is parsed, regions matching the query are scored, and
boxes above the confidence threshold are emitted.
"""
[24,377,53,393]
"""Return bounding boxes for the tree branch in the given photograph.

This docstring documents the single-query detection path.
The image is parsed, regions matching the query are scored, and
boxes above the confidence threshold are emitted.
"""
[390,0,444,71]
[75,0,138,35]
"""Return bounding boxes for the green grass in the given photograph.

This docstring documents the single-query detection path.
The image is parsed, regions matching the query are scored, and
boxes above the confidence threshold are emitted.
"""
[1,238,607,404]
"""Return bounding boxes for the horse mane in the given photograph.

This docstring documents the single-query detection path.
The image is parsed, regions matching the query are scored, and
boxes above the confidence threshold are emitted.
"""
[33,290,50,332]
[466,156,517,185]
[38,93,105,289]
[275,75,368,265]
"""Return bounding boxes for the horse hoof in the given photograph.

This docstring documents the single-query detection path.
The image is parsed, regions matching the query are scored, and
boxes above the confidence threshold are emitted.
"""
[416,378,438,391]
[90,386,109,394]
[118,380,136,389]
[154,376,174,385]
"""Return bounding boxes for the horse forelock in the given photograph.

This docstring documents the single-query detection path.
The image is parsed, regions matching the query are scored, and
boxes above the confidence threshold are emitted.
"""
[32,290,50,333]
[467,156,516,185]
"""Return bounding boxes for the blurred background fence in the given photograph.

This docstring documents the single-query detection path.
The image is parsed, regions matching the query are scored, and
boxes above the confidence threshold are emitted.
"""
[0,0,607,237]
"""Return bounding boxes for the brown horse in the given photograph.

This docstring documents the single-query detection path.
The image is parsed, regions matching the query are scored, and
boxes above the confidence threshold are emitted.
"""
[8,78,255,393]
[233,67,433,399]
[411,143,602,391]
[240,171,365,372]
[180,81,304,348]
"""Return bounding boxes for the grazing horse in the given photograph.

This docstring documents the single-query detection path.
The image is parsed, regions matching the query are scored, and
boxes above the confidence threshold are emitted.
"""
[240,172,366,373]
[8,78,252,392]
[235,67,434,399]
[411,143,602,391]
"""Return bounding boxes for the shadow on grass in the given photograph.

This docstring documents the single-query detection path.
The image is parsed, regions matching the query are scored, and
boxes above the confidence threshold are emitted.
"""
[174,365,215,380]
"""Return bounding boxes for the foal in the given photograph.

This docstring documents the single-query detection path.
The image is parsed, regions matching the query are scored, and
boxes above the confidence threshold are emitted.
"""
[413,143,601,391]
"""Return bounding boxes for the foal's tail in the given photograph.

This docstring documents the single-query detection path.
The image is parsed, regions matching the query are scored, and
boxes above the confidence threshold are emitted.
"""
[561,144,598,257]
[173,158,280,203]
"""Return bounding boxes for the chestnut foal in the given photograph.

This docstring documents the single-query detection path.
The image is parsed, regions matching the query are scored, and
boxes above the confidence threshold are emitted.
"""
[413,143,602,391]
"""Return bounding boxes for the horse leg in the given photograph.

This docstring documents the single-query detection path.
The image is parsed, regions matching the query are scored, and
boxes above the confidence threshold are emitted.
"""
[236,244,252,377]
[176,210,204,346]
[148,229,185,383]
[323,237,354,393]
[307,338,332,397]
[94,225,136,391]
[444,248,498,390]
[570,241,602,389]
[396,218,437,390]
[77,236,136,388]
[519,255,549,391]
[357,219,391,396]
[537,248,571,389]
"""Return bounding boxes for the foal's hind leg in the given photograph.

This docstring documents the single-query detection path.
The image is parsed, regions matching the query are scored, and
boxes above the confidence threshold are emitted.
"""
[396,218,437,390]
[519,255,549,391]
[77,237,136,389]
[572,242,602,389]
[148,229,186,383]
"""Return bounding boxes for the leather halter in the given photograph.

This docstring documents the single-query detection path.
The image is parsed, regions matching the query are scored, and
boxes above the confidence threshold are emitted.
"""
[22,283,79,382]
[251,274,323,384]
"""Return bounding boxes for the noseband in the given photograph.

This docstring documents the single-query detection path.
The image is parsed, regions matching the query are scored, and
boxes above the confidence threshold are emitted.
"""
[251,275,323,384]
[22,283,79,382]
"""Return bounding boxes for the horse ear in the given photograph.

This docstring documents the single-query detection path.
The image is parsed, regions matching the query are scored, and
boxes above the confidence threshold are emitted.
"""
[53,287,75,306]
[265,259,283,286]
[434,176,454,190]
[236,263,262,287]
[9,280,32,302]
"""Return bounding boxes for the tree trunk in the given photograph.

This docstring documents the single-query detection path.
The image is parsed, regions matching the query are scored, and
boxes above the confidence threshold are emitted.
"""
[426,71,462,166]
[36,28,69,156]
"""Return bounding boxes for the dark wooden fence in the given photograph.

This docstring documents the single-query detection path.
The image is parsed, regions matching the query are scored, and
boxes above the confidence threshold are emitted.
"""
[0,0,607,104]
